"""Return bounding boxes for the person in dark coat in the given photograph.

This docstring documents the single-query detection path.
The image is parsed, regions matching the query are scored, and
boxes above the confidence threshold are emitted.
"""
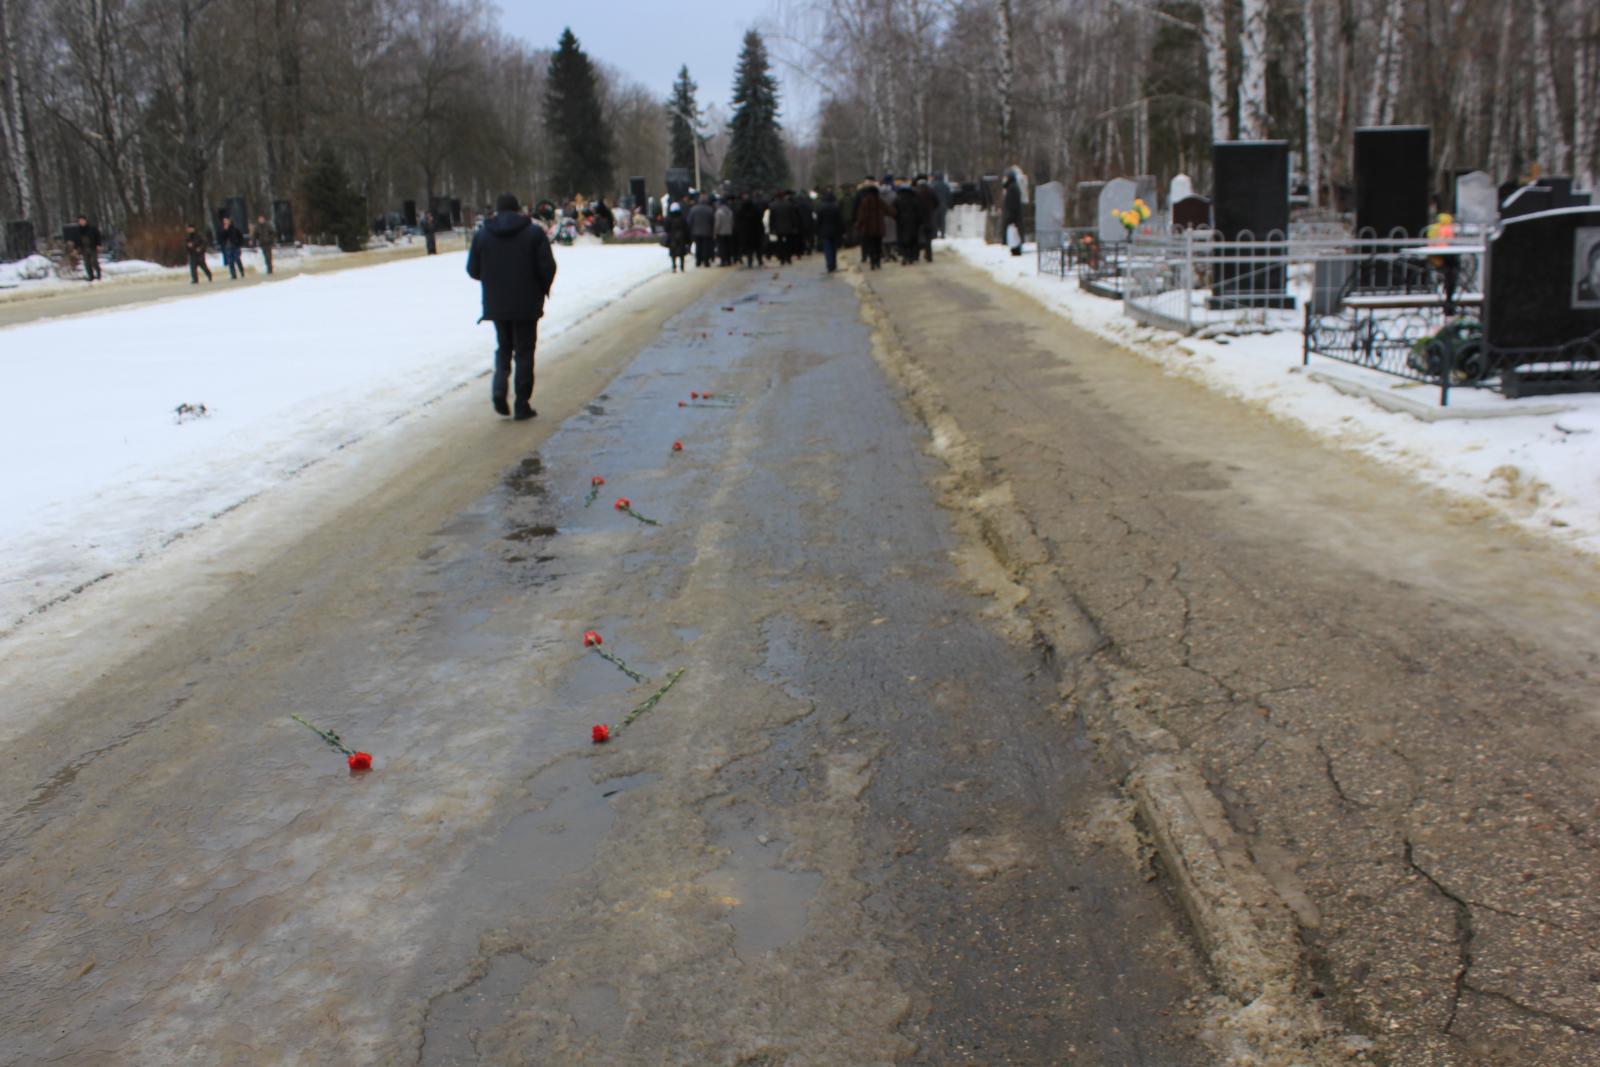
[687,196,716,267]
[184,225,212,284]
[893,182,923,265]
[663,203,690,272]
[217,215,245,279]
[853,183,891,270]
[466,193,558,421]
[75,215,102,281]
[932,173,953,237]
[735,194,766,268]
[254,214,276,274]
[422,211,438,254]
[767,191,798,265]
[1002,172,1024,256]
[815,189,844,274]
[915,177,939,262]
[796,193,816,256]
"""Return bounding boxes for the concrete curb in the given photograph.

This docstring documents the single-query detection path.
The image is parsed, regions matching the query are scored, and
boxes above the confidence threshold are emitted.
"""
[850,271,1362,1065]
[1302,367,1573,421]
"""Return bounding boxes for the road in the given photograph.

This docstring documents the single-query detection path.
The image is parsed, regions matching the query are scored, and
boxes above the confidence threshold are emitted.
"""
[0,263,1208,1064]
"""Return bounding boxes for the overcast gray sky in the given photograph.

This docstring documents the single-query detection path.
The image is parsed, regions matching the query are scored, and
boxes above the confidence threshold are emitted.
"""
[496,3,814,131]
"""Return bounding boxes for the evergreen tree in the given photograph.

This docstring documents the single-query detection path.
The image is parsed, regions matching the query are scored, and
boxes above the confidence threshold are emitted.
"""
[300,147,367,252]
[667,65,699,173]
[724,31,789,192]
[545,28,614,197]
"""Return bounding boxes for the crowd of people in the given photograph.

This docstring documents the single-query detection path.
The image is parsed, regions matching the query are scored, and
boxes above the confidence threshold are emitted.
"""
[653,174,956,275]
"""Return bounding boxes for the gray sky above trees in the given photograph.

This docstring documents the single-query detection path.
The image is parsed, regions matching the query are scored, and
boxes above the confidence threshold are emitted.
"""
[498,4,796,126]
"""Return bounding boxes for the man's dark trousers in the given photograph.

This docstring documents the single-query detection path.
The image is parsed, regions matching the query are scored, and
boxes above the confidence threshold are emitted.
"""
[493,320,537,408]
[83,248,101,281]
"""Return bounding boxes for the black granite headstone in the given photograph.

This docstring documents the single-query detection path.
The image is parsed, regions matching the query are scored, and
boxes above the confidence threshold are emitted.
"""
[221,195,249,233]
[449,198,461,226]
[1171,195,1211,230]
[1502,185,1555,219]
[1536,177,1574,207]
[1354,126,1430,238]
[402,199,417,227]
[629,176,647,209]
[665,167,691,203]
[272,199,294,241]
[428,196,454,231]
[1211,140,1293,308]
[1486,207,1600,393]
[5,219,36,260]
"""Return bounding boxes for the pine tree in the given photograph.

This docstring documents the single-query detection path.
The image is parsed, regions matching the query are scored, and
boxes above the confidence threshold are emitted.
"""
[545,28,614,198]
[667,65,699,173]
[300,146,366,252]
[724,31,789,192]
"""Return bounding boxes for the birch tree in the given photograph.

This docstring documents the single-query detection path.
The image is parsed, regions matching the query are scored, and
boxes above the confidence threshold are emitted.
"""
[1238,0,1270,139]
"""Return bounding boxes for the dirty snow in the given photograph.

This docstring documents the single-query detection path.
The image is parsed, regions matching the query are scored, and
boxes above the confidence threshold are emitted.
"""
[0,245,670,628]
[944,238,1600,555]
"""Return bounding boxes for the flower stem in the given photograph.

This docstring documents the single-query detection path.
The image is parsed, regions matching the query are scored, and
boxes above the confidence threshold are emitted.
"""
[584,486,601,507]
[291,713,353,756]
[591,647,647,683]
[621,505,660,526]
[624,667,686,727]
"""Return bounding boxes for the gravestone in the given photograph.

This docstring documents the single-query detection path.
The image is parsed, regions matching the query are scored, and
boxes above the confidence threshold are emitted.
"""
[1135,175,1159,215]
[1034,181,1065,246]
[1097,177,1139,243]
[1486,206,1600,394]
[1169,174,1194,204]
[272,199,294,241]
[665,167,691,204]
[1075,181,1104,228]
[219,195,249,235]
[1171,195,1211,231]
[450,198,462,226]
[402,199,417,227]
[1502,184,1554,219]
[4,219,36,260]
[1355,126,1430,238]
[1211,140,1293,308]
[1454,171,1496,227]
[629,176,647,209]
[428,196,454,230]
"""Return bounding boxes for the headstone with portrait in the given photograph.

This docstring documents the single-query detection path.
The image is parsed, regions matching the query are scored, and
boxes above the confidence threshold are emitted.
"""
[1485,207,1600,395]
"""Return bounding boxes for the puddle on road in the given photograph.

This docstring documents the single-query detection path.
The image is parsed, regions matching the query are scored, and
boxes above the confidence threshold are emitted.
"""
[700,813,822,958]
[420,951,540,1067]
[503,524,558,542]
[473,765,655,888]
[504,456,546,497]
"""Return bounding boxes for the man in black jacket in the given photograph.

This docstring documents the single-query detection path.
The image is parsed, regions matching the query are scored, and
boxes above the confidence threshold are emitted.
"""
[466,193,558,420]
[815,189,844,274]
[75,215,102,281]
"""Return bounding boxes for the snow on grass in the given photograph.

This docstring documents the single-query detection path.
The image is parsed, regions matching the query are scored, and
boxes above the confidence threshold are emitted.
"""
[944,237,1600,555]
[0,244,670,628]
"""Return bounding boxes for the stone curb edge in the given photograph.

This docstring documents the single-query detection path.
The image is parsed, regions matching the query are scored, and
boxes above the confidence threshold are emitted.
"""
[848,270,1361,1065]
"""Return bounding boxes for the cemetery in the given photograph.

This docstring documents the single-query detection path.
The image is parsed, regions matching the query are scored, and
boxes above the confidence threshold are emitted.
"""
[1034,127,1600,406]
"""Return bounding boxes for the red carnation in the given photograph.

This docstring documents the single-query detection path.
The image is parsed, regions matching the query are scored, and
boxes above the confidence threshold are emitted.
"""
[591,475,605,486]
[691,391,700,399]
[614,497,630,510]
[583,629,603,647]
[672,440,683,452]
[347,752,373,772]
[592,724,611,744]
[678,401,686,408]
[702,392,714,399]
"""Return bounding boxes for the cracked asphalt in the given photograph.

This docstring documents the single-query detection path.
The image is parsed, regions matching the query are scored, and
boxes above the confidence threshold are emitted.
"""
[862,258,1600,1065]
[0,263,1209,1064]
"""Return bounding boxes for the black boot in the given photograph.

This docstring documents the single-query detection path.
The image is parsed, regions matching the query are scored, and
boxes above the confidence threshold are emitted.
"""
[493,397,510,416]
[513,402,536,421]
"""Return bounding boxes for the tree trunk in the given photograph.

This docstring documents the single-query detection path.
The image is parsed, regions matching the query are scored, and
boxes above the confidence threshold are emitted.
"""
[1575,6,1598,191]
[0,0,37,221]
[996,0,1014,161]
[1239,0,1270,139]
[1531,0,1570,174]
[1303,0,1322,207]
[1198,0,1232,141]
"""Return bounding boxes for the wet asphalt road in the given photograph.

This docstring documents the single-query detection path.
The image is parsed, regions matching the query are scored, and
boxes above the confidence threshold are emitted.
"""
[0,264,1206,1064]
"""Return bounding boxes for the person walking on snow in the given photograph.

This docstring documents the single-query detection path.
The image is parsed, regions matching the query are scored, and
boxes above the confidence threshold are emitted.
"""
[815,189,844,274]
[663,203,690,273]
[1002,171,1025,256]
[218,215,245,278]
[254,214,276,274]
[714,198,735,266]
[687,196,716,268]
[75,215,102,281]
[184,225,213,283]
[466,193,558,422]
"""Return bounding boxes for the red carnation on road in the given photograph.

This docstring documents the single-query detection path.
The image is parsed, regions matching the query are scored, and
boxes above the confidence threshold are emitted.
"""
[672,440,683,452]
[592,724,611,744]
[690,391,700,399]
[347,752,373,772]
[591,475,605,486]
[584,476,606,507]
[291,714,373,774]
[614,498,660,525]
[584,629,646,682]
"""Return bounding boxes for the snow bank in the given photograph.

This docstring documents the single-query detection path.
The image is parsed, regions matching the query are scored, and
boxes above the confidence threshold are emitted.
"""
[944,238,1600,554]
[0,245,670,628]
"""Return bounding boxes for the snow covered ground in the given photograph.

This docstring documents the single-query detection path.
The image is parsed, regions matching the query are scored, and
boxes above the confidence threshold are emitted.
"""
[944,237,1600,555]
[0,245,670,629]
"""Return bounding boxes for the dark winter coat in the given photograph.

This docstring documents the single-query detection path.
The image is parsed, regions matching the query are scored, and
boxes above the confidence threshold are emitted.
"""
[184,232,206,257]
[1002,178,1023,229]
[466,210,559,322]
[687,202,716,238]
[916,185,939,227]
[854,187,891,238]
[767,197,799,237]
[734,200,765,249]
[815,195,844,242]
[663,212,690,256]
[894,187,923,244]
[75,223,101,250]
[254,221,276,248]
